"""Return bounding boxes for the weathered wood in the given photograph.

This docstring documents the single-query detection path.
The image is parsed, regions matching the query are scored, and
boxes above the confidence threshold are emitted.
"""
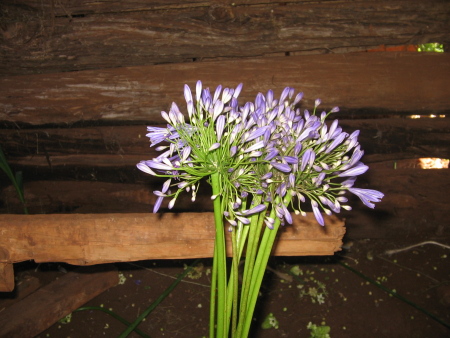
[0,265,119,337]
[1,118,449,174]
[0,213,344,265]
[0,263,14,292]
[0,0,448,76]
[0,53,449,126]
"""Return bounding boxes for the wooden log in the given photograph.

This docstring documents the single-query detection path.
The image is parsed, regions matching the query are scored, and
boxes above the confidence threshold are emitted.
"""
[0,0,448,75]
[0,212,345,290]
[0,265,119,337]
[0,53,449,126]
[0,263,14,292]
[1,118,449,173]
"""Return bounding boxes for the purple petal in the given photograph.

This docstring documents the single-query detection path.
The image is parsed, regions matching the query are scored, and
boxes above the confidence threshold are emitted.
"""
[245,126,268,142]
[325,132,346,153]
[136,162,157,176]
[341,177,357,188]
[264,149,278,161]
[244,140,264,153]
[281,204,292,224]
[271,162,292,173]
[283,156,298,164]
[213,85,222,103]
[153,196,164,213]
[311,200,324,226]
[230,146,238,157]
[242,204,267,216]
[162,179,171,193]
[293,92,304,105]
[209,143,221,151]
[331,106,339,113]
[233,83,243,98]
[213,100,224,121]
[146,160,174,171]
[301,149,315,171]
[195,81,202,101]
[349,188,384,209]
[338,162,368,177]
[184,84,193,103]
[216,115,226,141]
[280,87,291,103]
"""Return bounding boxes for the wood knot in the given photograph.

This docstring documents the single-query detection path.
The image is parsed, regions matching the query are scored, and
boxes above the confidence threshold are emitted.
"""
[208,4,235,23]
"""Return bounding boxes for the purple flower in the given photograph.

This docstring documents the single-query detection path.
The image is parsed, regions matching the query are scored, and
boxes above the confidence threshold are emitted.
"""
[137,162,156,176]
[349,188,384,209]
[338,162,368,177]
[244,140,264,153]
[311,200,324,226]
[145,160,174,171]
[195,81,202,101]
[153,196,164,213]
[271,162,291,173]
[240,204,267,216]
[216,115,226,141]
[301,149,315,171]
[209,143,221,151]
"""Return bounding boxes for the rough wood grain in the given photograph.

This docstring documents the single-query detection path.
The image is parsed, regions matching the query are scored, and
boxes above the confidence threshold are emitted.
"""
[0,53,449,126]
[1,118,449,173]
[0,263,14,292]
[0,265,118,336]
[0,213,345,267]
[1,0,448,75]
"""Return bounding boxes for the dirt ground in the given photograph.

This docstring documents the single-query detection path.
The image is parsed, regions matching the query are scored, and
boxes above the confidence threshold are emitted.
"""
[5,236,449,337]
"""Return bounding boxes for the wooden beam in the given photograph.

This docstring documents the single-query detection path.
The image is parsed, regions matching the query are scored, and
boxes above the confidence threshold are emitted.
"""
[0,53,449,126]
[0,265,119,337]
[0,263,14,292]
[1,119,449,181]
[0,212,345,290]
[1,0,448,75]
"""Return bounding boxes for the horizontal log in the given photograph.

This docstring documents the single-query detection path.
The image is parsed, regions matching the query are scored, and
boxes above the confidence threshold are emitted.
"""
[0,53,449,126]
[1,118,449,175]
[0,213,345,265]
[0,0,448,75]
[0,265,119,336]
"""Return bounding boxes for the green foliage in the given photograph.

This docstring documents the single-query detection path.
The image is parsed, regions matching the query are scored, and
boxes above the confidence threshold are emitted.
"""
[307,322,331,338]
[0,145,28,214]
[261,313,279,330]
[417,43,444,53]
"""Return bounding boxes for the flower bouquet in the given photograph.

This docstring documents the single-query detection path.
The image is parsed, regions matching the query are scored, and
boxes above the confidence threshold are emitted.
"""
[137,81,383,337]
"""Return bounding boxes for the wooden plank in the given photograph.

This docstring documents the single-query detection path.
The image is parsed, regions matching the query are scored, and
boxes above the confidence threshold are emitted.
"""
[0,213,345,266]
[0,53,449,126]
[1,0,448,75]
[0,263,14,292]
[0,265,119,337]
[1,118,449,173]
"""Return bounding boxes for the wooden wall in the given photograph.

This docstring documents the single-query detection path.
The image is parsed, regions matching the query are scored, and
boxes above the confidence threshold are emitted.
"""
[0,0,449,238]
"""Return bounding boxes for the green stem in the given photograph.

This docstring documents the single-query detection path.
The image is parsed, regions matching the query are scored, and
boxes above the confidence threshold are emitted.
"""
[226,220,250,338]
[210,239,219,338]
[235,203,265,337]
[240,217,280,337]
[210,172,227,338]
[230,228,239,337]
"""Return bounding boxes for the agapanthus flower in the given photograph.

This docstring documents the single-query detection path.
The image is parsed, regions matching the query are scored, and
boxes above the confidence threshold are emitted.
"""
[137,81,383,226]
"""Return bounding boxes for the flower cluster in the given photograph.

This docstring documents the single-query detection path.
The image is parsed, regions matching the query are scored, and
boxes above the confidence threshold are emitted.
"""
[137,81,383,226]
